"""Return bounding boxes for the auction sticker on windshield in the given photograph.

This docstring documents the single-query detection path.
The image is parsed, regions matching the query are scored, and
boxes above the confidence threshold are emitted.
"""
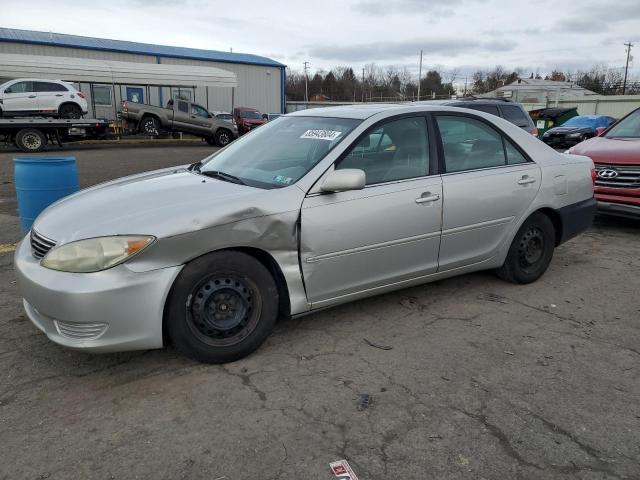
[300,129,342,141]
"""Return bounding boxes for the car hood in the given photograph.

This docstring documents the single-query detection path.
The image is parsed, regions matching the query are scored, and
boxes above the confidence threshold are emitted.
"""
[570,136,640,165]
[33,166,301,244]
[546,126,591,135]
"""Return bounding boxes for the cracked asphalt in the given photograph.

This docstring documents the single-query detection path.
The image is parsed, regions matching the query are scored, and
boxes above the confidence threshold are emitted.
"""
[1,145,639,480]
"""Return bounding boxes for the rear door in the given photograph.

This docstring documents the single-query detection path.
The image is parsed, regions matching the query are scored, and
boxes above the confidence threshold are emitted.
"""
[172,100,195,132]
[434,113,541,271]
[34,81,68,113]
[301,115,443,306]
[2,81,36,114]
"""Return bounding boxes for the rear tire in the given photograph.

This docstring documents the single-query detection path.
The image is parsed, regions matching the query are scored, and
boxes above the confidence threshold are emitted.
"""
[141,116,159,135]
[58,103,82,119]
[496,212,555,284]
[16,128,47,152]
[166,251,279,364]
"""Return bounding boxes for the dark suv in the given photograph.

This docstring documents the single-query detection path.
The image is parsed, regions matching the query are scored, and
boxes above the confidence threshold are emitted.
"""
[416,98,538,136]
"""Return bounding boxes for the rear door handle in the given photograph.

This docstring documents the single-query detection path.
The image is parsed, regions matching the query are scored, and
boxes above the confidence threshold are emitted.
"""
[55,94,63,97]
[517,176,537,185]
[415,192,440,204]
[28,95,36,98]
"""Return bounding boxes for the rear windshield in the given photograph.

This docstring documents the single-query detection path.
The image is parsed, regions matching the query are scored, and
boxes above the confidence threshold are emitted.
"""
[500,104,531,127]
[240,111,262,119]
[201,116,360,189]
[604,109,640,138]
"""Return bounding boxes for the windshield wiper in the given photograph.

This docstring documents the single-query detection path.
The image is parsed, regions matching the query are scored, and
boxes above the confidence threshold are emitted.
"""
[200,170,246,185]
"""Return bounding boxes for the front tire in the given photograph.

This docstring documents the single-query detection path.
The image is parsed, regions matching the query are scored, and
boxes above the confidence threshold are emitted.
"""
[213,128,232,147]
[496,212,555,284]
[16,128,47,152]
[166,251,279,364]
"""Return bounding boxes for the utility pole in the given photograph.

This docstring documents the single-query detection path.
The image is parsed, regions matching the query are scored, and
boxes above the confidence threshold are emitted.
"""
[361,67,365,102]
[417,50,423,101]
[303,61,310,103]
[463,76,468,97]
[623,42,633,95]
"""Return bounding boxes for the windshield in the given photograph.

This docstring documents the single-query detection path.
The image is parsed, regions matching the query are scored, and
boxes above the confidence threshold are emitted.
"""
[200,116,361,188]
[240,111,262,119]
[605,109,640,138]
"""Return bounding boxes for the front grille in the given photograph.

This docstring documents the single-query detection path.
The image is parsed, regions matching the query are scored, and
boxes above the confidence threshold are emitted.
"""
[54,320,108,340]
[30,230,56,259]
[594,163,640,188]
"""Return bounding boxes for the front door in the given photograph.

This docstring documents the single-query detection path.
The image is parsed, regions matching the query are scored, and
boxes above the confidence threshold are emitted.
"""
[434,113,541,270]
[301,115,443,306]
[189,103,214,135]
[2,81,37,114]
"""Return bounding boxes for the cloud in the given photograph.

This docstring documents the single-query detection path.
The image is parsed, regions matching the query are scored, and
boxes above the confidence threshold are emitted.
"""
[352,0,479,17]
[555,0,640,32]
[307,37,516,62]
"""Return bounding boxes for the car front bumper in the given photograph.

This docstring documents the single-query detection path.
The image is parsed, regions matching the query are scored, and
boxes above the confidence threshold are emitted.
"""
[597,200,640,219]
[14,237,182,353]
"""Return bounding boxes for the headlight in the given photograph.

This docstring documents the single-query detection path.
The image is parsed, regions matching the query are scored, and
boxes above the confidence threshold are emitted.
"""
[568,132,582,137]
[41,235,155,273]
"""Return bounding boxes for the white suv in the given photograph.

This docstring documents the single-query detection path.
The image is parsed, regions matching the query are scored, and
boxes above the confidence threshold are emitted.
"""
[0,78,88,119]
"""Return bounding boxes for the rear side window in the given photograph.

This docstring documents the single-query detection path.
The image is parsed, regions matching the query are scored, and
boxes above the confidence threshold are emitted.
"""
[5,81,34,94]
[436,115,529,172]
[463,104,500,116]
[500,104,530,127]
[34,82,68,92]
[177,101,189,113]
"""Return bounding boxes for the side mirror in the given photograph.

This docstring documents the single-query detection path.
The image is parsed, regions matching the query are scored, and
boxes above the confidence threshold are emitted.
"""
[320,169,366,193]
[595,127,607,137]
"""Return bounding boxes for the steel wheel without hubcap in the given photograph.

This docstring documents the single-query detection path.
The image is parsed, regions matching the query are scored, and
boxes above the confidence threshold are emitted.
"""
[187,274,261,347]
[496,212,555,284]
[22,132,42,150]
[518,227,544,273]
[166,251,279,364]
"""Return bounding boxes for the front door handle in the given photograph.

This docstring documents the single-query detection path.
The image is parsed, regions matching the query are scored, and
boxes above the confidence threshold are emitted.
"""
[55,94,63,97]
[517,176,537,185]
[415,192,440,204]
[28,95,36,98]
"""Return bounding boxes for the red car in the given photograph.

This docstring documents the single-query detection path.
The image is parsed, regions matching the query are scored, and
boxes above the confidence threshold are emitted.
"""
[568,107,640,219]
[233,107,266,135]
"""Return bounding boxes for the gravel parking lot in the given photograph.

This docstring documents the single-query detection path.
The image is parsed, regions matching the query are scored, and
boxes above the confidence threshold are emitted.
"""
[1,145,639,480]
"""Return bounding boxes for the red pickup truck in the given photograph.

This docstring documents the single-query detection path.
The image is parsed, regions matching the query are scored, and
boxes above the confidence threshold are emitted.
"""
[568,107,640,219]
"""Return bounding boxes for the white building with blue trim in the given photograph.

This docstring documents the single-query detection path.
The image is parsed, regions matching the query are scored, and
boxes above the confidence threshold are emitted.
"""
[0,27,286,119]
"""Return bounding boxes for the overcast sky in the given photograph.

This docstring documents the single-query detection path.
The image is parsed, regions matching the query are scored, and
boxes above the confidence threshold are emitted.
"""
[2,0,639,83]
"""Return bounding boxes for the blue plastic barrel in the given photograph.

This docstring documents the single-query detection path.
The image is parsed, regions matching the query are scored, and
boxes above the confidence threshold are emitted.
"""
[14,157,80,234]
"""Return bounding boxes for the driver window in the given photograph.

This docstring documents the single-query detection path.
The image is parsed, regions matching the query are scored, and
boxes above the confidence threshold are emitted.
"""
[191,104,209,118]
[337,117,429,185]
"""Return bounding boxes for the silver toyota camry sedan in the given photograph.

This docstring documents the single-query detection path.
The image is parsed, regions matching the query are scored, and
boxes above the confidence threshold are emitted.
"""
[15,104,596,363]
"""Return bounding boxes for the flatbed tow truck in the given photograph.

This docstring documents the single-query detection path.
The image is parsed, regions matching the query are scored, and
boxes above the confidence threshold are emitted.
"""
[0,117,110,152]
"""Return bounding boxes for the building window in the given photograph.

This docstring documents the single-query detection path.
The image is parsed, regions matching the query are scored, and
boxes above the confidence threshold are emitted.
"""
[172,87,192,101]
[93,85,112,106]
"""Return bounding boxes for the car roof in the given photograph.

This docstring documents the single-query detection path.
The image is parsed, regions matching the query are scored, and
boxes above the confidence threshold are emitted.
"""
[287,103,513,120]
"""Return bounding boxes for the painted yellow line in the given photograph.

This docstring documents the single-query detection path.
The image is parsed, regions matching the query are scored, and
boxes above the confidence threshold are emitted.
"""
[0,244,16,254]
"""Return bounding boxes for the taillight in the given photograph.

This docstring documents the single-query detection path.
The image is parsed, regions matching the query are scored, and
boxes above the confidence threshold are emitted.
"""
[77,91,86,99]
[591,168,597,185]
[531,127,538,137]
[121,101,128,112]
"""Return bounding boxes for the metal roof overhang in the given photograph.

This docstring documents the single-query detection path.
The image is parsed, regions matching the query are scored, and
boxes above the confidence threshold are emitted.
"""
[0,53,237,88]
